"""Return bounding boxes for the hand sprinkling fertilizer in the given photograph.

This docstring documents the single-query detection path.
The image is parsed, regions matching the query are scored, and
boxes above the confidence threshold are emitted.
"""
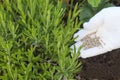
[71,7,120,58]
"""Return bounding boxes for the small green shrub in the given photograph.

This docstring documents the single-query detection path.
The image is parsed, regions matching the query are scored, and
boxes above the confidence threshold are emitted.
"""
[79,0,114,22]
[0,0,81,80]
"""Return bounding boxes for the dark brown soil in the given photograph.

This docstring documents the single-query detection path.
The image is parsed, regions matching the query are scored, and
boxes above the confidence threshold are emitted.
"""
[77,49,120,80]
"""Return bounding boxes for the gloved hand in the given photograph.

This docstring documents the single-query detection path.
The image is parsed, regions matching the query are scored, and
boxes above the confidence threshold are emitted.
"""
[71,7,120,58]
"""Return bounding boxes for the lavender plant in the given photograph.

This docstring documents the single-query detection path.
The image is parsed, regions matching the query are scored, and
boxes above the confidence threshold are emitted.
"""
[0,0,81,79]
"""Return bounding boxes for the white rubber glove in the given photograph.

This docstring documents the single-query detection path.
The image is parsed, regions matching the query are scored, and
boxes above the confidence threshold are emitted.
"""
[71,7,120,58]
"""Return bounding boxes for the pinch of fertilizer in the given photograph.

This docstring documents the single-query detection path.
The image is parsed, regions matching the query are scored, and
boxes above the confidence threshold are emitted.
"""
[81,32,102,50]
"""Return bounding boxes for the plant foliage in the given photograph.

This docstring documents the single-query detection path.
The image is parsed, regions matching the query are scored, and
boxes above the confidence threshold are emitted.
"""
[0,0,81,80]
[80,0,114,22]
[88,0,101,7]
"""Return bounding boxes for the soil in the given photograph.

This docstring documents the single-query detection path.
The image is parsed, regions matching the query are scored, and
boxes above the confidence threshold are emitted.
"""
[76,49,120,80]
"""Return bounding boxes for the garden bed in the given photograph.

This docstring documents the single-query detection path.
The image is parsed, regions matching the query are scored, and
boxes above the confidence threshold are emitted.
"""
[77,48,120,80]
[1,0,120,80]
